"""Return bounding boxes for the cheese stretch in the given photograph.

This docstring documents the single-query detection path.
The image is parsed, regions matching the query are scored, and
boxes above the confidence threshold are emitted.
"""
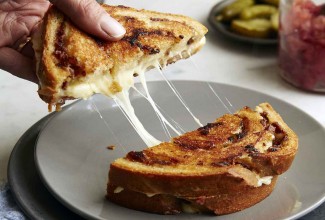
[60,37,206,147]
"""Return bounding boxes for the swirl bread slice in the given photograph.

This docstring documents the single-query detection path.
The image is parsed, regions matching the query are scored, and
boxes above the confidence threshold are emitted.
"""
[107,177,278,215]
[32,5,207,110]
[107,103,298,214]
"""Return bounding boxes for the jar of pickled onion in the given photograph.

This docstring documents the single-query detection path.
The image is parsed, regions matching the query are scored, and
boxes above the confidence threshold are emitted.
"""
[279,0,325,92]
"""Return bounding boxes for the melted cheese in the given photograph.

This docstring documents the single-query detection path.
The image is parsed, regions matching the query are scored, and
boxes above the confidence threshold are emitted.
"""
[145,193,157,197]
[155,64,203,127]
[255,132,275,153]
[138,72,182,137]
[60,37,206,147]
[255,106,264,113]
[64,69,115,99]
[114,186,124,193]
[231,126,242,135]
[181,202,200,214]
[61,36,206,99]
[113,90,161,147]
[256,176,273,187]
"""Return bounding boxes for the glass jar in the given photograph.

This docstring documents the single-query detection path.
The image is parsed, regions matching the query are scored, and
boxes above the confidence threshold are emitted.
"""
[279,0,325,92]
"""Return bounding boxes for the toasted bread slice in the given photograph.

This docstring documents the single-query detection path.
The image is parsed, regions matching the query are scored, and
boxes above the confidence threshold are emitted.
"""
[107,176,278,215]
[32,5,207,109]
[107,103,298,214]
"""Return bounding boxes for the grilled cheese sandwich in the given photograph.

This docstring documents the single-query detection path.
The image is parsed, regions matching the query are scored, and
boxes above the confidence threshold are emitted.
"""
[107,103,298,215]
[32,5,208,110]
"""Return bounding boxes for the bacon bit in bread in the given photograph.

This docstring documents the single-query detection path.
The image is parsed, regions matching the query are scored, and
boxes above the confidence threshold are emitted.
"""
[267,147,278,152]
[211,161,230,167]
[107,145,116,150]
[197,122,223,135]
[47,103,62,112]
[150,17,170,22]
[54,22,86,77]
[127,151,145,162]
[187,37,195,45]
[48,104,52,112]
[244,145,259,153]
[195,196,206,205]
[55,104,62,111]
[61,81,68,90]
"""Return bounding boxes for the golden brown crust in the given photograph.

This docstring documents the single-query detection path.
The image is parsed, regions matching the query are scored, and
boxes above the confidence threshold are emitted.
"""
[32,5,208,107]
[108,103,298,197]
[106,176,278,215]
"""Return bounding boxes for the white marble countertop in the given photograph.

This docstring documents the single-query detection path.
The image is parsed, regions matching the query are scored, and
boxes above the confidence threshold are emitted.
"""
[0,0,324,182]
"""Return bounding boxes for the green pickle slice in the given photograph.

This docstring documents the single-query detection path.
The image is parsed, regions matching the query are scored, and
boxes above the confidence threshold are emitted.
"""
[240,5,278,20]
[271,11,279,31]
[217,0,255,21]
[231,18,273,38]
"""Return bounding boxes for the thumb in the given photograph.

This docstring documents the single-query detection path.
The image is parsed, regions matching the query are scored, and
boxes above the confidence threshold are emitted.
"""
[50,0,126,41]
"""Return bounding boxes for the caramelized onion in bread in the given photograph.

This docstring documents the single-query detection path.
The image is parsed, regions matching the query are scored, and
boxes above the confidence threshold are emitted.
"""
[32,5,207,110]
[107,103,298,215]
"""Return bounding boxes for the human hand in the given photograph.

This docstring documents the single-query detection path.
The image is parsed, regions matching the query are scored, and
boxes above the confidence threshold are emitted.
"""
[0,0,126,83]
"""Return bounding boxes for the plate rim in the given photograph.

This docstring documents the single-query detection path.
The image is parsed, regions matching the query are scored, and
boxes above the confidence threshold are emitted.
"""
[34,80,325,220]
[7,114,54,220]
[7,108,86,220]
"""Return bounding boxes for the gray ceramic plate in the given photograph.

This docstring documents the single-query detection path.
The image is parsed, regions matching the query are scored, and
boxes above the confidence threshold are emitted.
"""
[35,81,325,220]
[7,113,84,220]
[208,0,278,45]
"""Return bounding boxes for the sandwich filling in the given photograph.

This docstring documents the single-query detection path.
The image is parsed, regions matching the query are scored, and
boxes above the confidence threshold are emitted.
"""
[55,36,206,147]
[58,37,206,99]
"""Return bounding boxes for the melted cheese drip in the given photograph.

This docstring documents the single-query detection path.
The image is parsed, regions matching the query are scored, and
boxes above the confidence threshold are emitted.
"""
[132,87,186,134]
[181,203,200,214]
[155,63,203,127]
[138,71,182,137]
[114,186,124,193]
[80,68,160,147]
[254,133,275,153]
[89,99,127,153]
[113,90,161,147]
[145,193,157,197]
[187,53,235,114]
[257,176,273,187]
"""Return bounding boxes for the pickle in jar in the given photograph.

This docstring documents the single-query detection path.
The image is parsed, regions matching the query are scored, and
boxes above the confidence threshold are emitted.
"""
[231,18,273,38]
[239,5,278,20]
[216,0,255,21]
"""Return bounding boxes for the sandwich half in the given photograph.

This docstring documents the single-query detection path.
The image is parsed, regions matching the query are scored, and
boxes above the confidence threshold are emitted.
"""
[32,5,208,111]
[107,103,298,215]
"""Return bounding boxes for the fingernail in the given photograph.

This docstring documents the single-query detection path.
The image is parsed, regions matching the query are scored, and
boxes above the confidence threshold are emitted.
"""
[100,13,126,39]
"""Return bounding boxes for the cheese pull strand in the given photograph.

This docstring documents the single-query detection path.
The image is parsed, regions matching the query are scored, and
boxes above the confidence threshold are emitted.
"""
[155,63,203,127]
[89,98,127,153]
[138,72,182,136]
[113,90,161,147]
[131,87,186,134]
[187,53,235,113]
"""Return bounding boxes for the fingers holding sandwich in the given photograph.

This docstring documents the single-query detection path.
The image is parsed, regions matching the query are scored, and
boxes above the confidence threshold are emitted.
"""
[0,0,125,84]
[0,47,38,83]
[50,0,126,41]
